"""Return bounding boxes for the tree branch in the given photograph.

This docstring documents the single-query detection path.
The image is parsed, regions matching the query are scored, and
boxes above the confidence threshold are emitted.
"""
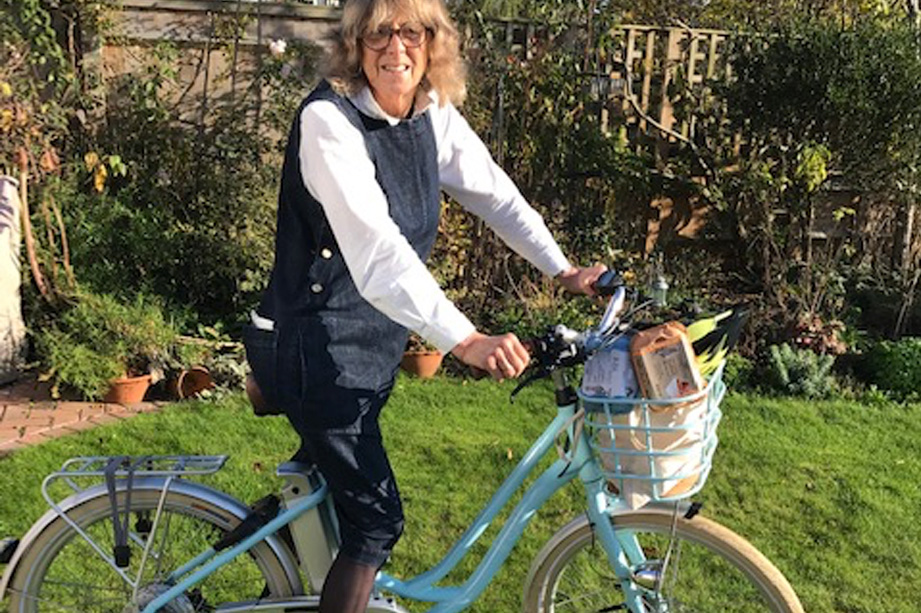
[17,147,50,300]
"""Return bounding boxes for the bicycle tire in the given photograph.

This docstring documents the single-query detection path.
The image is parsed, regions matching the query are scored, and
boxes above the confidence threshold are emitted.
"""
[522,510,803,613]
[7,486,301,612]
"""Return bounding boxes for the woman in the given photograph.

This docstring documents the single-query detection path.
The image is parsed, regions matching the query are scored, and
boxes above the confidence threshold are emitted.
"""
[245,0,605,610]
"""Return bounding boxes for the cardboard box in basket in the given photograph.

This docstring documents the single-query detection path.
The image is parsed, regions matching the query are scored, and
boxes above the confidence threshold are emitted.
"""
[594,322,708,509]
[630,321,704,399]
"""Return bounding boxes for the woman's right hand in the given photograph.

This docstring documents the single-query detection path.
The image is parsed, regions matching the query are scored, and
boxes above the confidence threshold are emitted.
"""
[450,331,530,382]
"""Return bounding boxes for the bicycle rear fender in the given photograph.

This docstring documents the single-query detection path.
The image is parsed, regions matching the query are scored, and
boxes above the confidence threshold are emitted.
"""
[0,477,304,601]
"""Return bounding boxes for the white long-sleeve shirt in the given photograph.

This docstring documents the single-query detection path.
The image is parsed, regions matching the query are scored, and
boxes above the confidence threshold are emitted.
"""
[296,85,571,353]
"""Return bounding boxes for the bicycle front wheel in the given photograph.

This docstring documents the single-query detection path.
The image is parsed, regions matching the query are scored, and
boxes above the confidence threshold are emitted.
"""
[523,510,803,613]
[7,487,300,612]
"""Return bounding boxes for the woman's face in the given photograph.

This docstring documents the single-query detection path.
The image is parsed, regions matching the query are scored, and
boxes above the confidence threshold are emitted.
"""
[360,15,428,117]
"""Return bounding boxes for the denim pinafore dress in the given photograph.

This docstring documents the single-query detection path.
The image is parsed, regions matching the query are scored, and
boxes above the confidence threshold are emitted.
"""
[249,81,441,436]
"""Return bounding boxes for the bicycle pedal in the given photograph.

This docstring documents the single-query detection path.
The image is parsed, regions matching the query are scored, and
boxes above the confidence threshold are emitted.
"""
[0,538,18,564]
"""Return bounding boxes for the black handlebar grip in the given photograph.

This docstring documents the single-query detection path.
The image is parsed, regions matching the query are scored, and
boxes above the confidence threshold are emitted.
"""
[591,270,625,296]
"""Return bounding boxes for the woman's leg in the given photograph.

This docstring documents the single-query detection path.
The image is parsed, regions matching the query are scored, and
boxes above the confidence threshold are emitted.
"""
[319,554,378,613]
[295,429,404,611]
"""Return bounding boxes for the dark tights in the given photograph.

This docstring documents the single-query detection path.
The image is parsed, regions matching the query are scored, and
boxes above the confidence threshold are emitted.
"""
[319,554,378,613]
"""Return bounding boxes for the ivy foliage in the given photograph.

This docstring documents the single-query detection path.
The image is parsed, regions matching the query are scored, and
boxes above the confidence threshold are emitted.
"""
[859,338,921,401]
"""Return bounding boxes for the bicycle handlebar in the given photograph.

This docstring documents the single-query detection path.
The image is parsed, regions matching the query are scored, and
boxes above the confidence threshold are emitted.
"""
[466,271,633,387]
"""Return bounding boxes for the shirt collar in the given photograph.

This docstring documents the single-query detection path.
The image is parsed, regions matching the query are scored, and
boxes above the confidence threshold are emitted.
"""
[350,86,437,126]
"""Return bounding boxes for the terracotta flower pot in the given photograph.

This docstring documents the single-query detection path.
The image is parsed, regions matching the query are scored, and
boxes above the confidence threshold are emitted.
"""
[400,350,444,378]
[170,366,214,399]
[104,374,152,404]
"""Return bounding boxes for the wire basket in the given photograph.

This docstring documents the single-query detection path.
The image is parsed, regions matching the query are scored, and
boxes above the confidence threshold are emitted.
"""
[580,362,726,509]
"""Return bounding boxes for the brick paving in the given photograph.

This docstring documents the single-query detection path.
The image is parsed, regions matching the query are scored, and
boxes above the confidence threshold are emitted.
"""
[0,376,163,457]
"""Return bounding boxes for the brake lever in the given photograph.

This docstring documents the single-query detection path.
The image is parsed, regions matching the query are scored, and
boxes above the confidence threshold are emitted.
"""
[509,366,550,401]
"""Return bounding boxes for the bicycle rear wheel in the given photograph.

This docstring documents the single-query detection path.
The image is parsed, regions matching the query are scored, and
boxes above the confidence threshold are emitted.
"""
[523,510,803,613]
[7,487,300,612]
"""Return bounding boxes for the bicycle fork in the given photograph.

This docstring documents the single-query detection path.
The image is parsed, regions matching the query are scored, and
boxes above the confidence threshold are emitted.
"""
[555,368,694,613]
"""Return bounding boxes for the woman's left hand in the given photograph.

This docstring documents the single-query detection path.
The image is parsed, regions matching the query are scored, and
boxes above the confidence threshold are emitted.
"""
[556,264,609,296]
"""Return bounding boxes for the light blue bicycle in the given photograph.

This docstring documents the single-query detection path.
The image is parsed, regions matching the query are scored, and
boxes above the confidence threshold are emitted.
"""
[0,279,803,612]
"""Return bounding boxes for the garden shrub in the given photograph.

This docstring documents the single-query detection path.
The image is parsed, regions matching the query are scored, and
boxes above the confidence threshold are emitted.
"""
[436,7,694,333]
[34,292,181,400]
[723,352,755,391]
[12,1,921,366]
[764,343,837,398]
[859,338,921,401]
[57,39,322,326]
[695,19,921,344]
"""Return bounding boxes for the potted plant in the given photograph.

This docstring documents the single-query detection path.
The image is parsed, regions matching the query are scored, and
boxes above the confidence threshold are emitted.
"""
[35,292,180,402]
[400,333,444,378]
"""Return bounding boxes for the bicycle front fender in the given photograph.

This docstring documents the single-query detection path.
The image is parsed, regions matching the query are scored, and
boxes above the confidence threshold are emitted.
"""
[522,501,697,603]
[0,477,304,601]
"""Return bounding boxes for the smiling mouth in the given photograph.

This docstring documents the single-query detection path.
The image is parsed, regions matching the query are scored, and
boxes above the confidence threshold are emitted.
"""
[382,65,410,73]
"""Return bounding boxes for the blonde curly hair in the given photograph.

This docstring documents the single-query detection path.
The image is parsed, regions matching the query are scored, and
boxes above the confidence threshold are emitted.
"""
[324,0,467,107]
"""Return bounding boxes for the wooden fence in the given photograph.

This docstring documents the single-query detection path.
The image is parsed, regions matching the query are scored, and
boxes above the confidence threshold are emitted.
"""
[100,2,730,142]
[93,3,733,252]
[85,3,919,297]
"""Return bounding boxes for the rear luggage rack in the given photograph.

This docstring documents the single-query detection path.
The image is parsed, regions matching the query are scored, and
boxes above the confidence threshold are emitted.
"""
[34,456,231,584]
[55,455,228,479]
[43,455,228,514]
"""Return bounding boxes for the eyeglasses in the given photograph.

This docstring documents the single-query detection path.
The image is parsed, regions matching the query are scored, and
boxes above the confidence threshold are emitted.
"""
[361,23,430,51]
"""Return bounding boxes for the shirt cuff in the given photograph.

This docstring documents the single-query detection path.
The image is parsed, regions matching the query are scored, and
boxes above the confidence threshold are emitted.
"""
[527,241,571,278]
[547,257,573,279]
[416,308,477,354]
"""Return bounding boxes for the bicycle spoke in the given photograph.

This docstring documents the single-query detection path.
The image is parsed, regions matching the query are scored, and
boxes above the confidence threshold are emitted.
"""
[9,491,294,612]
[7,587,126,613]
[526,513,800,613]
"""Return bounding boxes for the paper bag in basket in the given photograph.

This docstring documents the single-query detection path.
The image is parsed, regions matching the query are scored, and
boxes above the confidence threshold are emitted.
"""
[598,322,707,509]
[598,396,708,509]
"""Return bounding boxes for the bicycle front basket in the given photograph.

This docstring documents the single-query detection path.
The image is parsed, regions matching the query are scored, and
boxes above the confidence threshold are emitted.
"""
[579,361,726,509]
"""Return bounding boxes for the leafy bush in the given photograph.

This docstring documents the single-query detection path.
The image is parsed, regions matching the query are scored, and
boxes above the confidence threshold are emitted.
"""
[859,338,921,401]
[34,292,181,400]
[54,37,322,325]
[696,20,921,342]
[490,288,601,340]
[432,8,686,331]
[723,352,755,391]
[763,343,837,398]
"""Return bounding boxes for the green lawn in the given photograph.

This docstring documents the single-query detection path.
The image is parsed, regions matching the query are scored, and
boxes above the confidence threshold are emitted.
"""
[1,375,918,612]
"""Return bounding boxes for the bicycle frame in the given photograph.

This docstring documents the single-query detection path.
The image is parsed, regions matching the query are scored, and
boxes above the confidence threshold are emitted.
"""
[136,376,662,613]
